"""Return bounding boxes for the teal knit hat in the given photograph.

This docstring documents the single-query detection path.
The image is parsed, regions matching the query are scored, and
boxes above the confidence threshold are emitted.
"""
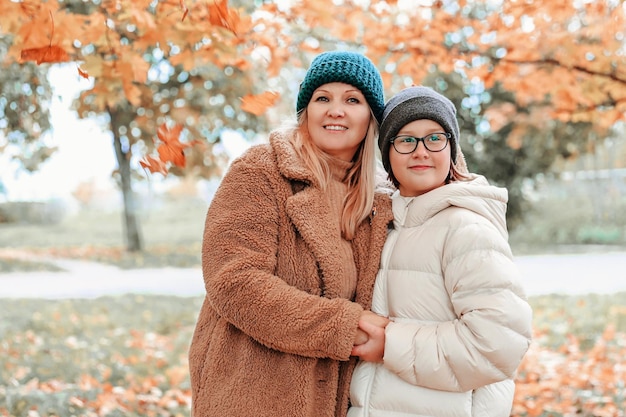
[296,51,385,123]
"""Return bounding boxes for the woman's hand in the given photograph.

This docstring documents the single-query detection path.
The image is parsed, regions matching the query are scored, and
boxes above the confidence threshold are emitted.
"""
[354,328,369,345]
[351,311,389,362]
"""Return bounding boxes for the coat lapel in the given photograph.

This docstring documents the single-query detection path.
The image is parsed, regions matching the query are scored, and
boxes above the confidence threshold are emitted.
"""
[353,192,393,308]
[271,132,347,299]
[285,188,346,298]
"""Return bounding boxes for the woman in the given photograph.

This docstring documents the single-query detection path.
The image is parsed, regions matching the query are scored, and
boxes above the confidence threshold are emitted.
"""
[188,51,393,417]
[349,86,533,417]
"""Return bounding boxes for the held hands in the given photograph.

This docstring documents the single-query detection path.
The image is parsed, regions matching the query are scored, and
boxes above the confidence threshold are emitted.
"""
[354,328,369,346]
[354,310,386,345]
[351,311,389,363]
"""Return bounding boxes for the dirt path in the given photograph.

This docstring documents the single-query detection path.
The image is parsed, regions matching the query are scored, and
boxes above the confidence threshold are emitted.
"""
[1,250,625,299]
[515,250,626,296]
[0,257,203,299]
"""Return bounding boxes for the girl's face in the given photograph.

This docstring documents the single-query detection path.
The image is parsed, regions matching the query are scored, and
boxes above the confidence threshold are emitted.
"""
[306,82,371,161]
[389,119,451,197]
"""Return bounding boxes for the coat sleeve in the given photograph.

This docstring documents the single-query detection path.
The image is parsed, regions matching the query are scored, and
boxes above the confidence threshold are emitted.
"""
[201,151,362,361]
[382,218,533,392]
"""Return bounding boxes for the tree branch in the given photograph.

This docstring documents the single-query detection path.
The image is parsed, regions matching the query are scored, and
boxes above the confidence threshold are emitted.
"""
[502,57,626,86]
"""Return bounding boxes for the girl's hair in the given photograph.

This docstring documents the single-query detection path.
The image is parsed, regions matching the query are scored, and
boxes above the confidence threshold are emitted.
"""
[285,108,378,240]
[447,157,472,183]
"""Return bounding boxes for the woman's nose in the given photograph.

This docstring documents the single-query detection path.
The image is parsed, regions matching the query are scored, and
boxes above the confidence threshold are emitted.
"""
[327,103,345,117]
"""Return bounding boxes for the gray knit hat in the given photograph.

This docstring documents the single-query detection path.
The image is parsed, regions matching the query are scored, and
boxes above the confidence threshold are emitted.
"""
[296,51,385,123]
[379,86,467,177]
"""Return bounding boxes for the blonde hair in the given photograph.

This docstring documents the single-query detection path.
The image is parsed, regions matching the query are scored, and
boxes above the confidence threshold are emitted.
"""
[284,109,378,240]
[447,147,472,183]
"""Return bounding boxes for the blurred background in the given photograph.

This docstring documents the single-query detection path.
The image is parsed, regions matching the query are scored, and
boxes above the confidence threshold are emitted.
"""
[1,0,625,263]
[1,1,626,416]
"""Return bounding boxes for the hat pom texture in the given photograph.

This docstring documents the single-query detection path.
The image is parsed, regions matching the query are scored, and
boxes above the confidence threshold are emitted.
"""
[296,51,385,124]
[379,86,466,176]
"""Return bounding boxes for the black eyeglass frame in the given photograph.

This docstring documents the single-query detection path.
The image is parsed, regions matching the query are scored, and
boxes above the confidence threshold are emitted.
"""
[389,132,451,154]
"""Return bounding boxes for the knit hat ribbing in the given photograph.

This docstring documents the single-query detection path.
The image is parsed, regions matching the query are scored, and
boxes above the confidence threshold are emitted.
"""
[378,86,467,176]
[296,51,385,123]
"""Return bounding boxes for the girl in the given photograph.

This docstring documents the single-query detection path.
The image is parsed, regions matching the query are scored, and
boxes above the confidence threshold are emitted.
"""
[350,86,533,417]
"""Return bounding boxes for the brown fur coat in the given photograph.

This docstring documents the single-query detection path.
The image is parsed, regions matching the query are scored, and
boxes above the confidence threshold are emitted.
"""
[188,131,393,417]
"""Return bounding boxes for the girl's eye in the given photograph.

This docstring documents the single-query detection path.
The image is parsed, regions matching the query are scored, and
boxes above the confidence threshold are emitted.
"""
[314,96,329,102]
[347,97,361,104]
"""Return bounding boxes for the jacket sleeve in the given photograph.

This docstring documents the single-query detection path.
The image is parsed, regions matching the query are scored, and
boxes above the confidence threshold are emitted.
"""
[201,152,362,361]
[382,219,533,392]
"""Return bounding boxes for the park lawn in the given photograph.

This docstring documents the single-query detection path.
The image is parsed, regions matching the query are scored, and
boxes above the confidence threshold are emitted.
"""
[0,293,625,417]
[1,198,625,415]
[0,197,207,273]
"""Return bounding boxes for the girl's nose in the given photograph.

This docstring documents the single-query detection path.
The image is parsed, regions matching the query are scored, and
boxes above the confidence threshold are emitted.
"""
[411,141,429,158]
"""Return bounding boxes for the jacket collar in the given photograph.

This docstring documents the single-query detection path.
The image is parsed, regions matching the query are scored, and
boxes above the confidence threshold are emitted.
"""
[391,175,509,238]
[271,130,320,187]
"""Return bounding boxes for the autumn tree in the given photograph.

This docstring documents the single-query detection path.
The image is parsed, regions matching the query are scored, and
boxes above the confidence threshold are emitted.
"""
[0,34,55,173]
[348,0,626,126]
[1,0,288,251]
[2,0,625,246]
[266,0,625,224]
[364,0,625,225]
[436,72,599,227]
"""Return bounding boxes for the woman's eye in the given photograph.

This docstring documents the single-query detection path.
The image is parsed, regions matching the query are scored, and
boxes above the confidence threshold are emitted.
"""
[347,97,360,104]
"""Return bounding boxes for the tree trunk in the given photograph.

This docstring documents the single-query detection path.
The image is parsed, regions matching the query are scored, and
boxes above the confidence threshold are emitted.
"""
[108,106,143,252]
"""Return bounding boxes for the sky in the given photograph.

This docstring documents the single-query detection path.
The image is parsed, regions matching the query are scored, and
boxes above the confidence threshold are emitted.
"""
[0,64,252,203]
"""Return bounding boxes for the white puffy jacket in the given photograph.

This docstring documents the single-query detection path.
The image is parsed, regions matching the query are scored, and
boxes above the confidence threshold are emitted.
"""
[349,176,533,417]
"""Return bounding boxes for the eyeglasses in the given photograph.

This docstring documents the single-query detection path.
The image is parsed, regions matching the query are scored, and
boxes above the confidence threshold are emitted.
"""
[390,132,450,154]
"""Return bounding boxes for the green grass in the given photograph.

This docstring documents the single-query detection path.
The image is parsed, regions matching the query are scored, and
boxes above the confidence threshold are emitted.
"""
[2,196,626,416]
[2,194,625,269]
[508,193,626,251]
[1,292,625,417]
[0,197,208,248]
[0,197,208,270]
[0,295,202,417]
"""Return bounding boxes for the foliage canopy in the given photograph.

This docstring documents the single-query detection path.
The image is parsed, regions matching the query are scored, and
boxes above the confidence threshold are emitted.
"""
[1,0,625,243]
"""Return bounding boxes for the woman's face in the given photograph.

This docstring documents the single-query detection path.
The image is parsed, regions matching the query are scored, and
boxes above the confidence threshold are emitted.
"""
[306,82,371,161]
[389,119,451,197]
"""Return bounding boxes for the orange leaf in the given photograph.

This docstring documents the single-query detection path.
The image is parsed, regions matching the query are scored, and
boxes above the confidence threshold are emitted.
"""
[157,123,184,145]
[157,142,186,167]
[19,9,70,65]
[140,155,168,175]
[180,0,189,21]
[208,0,241,34]
[240,91,280,116]
[122,80,142,106]
[19,1,40,17]
[77,66,89,79]
[156,123,188,168]
[20,45,70,64]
